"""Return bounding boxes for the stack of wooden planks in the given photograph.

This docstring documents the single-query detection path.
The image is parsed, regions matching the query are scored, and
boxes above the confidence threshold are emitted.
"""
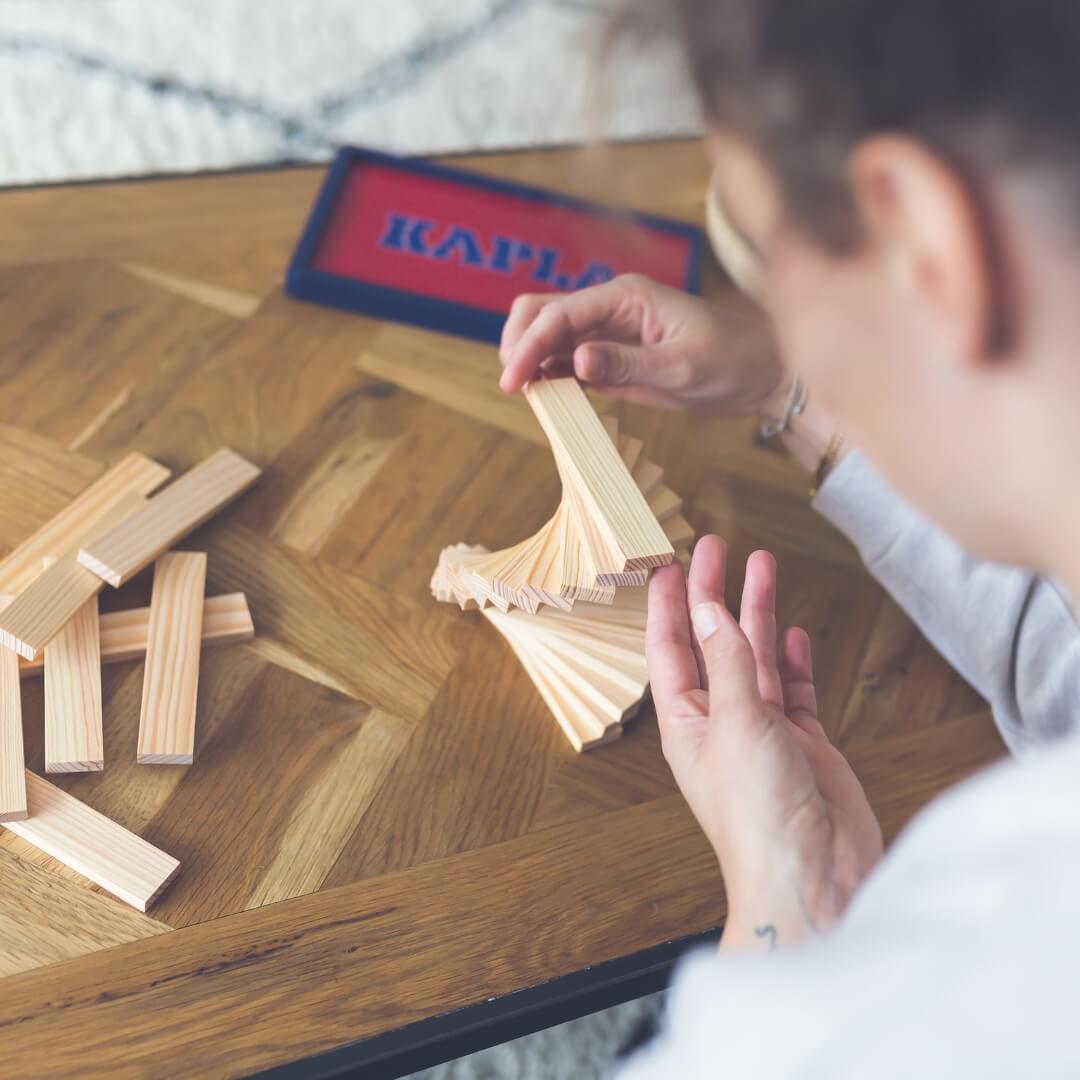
[432,378,693,750]
[0,447,259,910]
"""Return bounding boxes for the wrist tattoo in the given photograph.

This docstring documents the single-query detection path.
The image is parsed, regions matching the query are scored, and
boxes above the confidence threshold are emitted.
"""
[754,924,778,952]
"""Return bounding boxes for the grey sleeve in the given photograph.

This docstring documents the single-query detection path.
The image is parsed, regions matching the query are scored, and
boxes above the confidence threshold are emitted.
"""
[813,452,1080,754]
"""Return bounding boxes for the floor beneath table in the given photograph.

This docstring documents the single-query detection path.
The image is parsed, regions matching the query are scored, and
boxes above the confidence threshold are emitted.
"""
[405,994,664,1080]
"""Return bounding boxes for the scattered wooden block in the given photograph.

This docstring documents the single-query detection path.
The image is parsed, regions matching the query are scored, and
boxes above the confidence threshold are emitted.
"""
[0,599,27,822]
[0,490,149,661]
[0,452,169,598]
[137,553,207,765]
[432,389,695,751]
[78,448,260,588]
[19,593,255,678]
[2,771,179,911]
[43,561,104,773]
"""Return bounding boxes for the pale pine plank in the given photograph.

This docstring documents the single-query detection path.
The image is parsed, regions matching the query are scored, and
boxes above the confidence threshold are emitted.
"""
[19,593,254,677]
[2,772,180,911]
[525,379,672,573]
[44,590,104,774]
[0,451,170,597]
[78,449,260,588]
[138,553,207,765]
[354,323,545,444]
[0,490,150,661]
[0,603,26,821]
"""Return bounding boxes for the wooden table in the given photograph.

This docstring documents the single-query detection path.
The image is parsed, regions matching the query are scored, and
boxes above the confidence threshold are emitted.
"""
[0,140,1005,1078]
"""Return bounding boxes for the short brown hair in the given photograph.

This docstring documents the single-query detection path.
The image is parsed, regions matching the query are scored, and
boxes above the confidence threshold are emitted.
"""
[618,0,1080,249]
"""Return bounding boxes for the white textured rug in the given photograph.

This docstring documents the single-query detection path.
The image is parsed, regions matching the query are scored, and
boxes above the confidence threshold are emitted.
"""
[406,994,663,1080]
[0,0,700,186]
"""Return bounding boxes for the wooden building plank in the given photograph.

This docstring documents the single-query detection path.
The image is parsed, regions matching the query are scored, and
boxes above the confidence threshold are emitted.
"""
[0,490,149,661]
[0,848,169,978]
[137,553,207,765]
[0,452,169,598]
[0,597,26,822]
[3,771,180,911]
[19,592,253,677]
[78,449,260,588]
[43,588,104,774]
[525,379,672,573]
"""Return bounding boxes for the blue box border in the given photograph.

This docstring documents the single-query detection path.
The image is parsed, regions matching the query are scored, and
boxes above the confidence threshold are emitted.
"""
[285,145,705,344]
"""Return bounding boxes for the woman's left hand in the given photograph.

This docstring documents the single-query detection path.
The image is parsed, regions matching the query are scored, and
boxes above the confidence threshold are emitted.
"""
[646,536,884,951]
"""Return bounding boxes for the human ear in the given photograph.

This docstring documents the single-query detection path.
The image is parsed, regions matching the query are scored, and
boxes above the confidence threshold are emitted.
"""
[848,135,1006,364]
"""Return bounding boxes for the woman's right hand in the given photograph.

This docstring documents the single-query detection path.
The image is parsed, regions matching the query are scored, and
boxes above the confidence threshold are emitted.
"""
[499,273,784,416]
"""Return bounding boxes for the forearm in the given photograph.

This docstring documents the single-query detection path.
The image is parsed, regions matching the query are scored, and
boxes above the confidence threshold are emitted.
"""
[762,393,1080,753]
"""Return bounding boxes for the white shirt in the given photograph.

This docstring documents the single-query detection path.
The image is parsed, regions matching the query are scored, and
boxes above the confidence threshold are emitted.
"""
[621,732,1080,1079]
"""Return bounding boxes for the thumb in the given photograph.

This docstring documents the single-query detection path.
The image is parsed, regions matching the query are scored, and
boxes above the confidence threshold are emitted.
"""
[574,342,657,388]
[690,602,765,720]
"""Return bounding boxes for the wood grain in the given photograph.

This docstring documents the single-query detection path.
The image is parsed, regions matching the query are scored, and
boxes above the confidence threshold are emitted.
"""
[356,322,544,444]
[527,378,673,573]
[138,553,207,765]
[0,490,150,661]
[2,771,180,911]
[201,524,457,723]
[0,427,105,555]
[44,586,104,773]
[79,449,259,587]
[0,598,26,821]
[0,451,168,598]
[0,848,169,977]
[0,264,234,456]
[19,592,254,677]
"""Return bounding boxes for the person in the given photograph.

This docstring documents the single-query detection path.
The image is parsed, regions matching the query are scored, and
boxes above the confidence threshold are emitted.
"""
[499,2,1080,1075]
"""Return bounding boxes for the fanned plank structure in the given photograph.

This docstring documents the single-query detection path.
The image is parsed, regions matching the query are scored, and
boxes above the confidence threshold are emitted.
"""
[432,378,692,749]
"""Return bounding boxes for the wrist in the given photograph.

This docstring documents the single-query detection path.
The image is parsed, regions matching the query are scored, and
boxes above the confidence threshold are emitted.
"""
[777,396,850,482]
[720,900,814,955]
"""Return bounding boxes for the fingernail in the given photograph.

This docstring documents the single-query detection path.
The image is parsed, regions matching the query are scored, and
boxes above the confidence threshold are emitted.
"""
[579,346,603,379]
[691,602,724,642]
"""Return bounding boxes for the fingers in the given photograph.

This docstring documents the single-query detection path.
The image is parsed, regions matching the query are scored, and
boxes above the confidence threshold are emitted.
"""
[689,598,762,718]
[574,342,650,388]
[498,278,646,393]
[499,294,560,389]
[646,562,702,722]
[686,535,728,688]
[739,550,785,709]
[779,627,821,734]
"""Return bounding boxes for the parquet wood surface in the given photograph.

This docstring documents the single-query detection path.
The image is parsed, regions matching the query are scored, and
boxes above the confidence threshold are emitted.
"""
[0,141,1005,1078]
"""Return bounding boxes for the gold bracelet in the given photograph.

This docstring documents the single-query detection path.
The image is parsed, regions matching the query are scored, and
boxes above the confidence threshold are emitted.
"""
[809,431,845,498]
